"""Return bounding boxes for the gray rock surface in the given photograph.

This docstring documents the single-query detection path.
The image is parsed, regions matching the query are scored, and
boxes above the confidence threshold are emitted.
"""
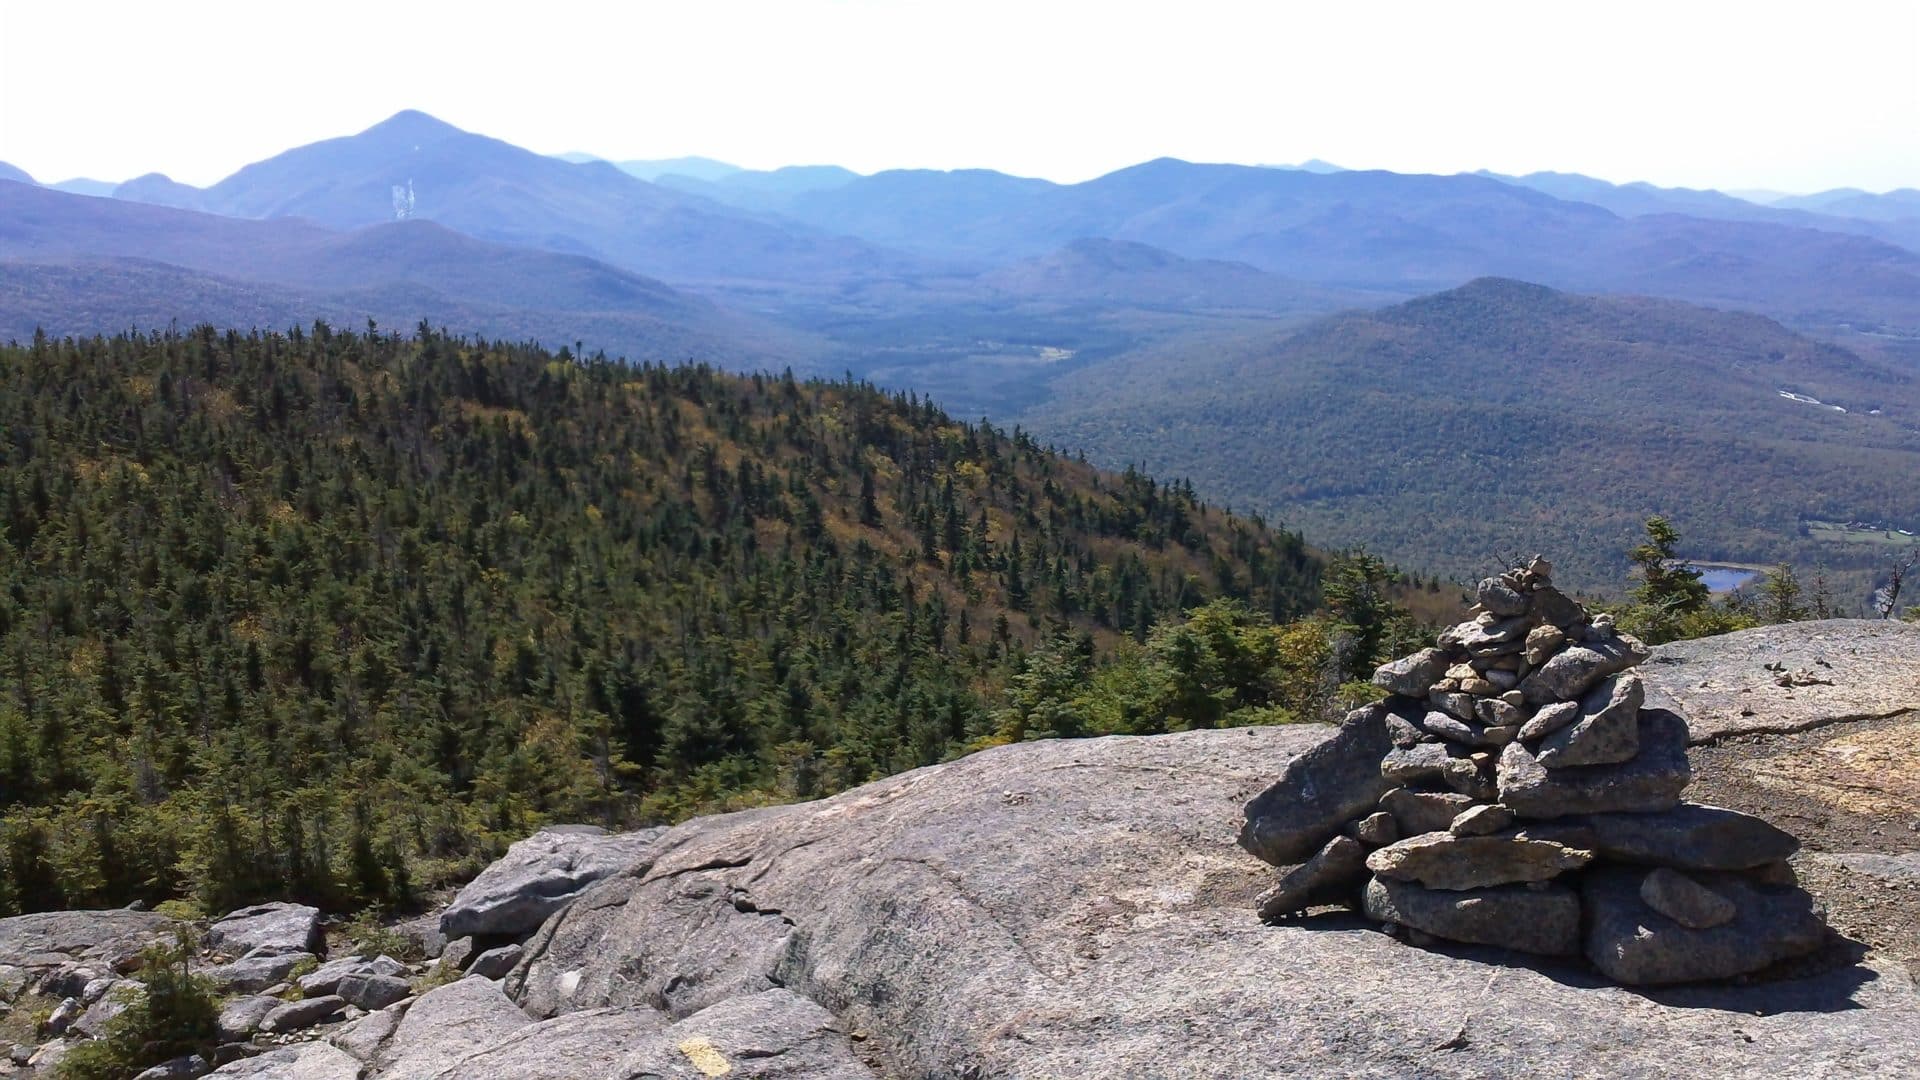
[0,909,182,973]
[1372,648,1450,697]
[1447,803,1514,836]
[1366,833,1591,890]
[1522,802,1800,871]
[1584,867,1828,985]
[1378,788,1475,836]
[1804,851,1920,885]
[1362,876,1581,956]
[503,726,1920,1078]
[1256,836,1369,920]
[259,994,346,1034]
[372,974,532,1080]
[74,980,141,1037]
[1498,708,1691,818]
[201,949,315,993]
[1639,868,1737,929]
[1520,635,1650,705]
[1240,705,1400,866]
[329,1004,406,1061]
[206,1042,361,1079]
[298,954,406,997]
[217,993,283,1041]
[1644,619,1920,742]
[337,972,411,1011]
[207,903,322,957]
[1535,672,1644,768]
[607,990,875,1080]
[421,1006,666,1080]
[465,944,523,981]
[132,1054,210,1079]
[439,825,664,941]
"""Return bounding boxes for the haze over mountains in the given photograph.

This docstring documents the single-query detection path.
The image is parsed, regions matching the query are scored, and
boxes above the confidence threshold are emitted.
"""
[3,108,1917,590]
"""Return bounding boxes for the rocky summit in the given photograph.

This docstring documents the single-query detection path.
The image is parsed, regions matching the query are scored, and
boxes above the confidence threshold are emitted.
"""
[1241,556,1835,985]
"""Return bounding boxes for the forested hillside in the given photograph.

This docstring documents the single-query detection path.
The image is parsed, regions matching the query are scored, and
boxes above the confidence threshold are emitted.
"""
[1024,278,1920,593]
[0,325,1346,916]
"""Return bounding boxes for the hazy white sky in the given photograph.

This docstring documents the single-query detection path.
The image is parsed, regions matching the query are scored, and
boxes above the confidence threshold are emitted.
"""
[2,0,1915,192]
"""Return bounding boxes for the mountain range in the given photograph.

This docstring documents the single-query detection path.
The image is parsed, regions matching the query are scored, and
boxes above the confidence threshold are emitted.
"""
[5,110,1919,590]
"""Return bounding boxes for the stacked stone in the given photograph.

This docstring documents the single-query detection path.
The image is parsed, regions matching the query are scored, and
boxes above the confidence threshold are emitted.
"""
[1239,556,1831,985]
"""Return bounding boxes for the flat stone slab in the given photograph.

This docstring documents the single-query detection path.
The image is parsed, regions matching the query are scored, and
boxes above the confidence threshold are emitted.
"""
[208,902,322,957]
[0,909,183,972]
[1521,802,1799,871]
[1645,619,1920,742]
[503,724,1920,1078]
[1363,876,1581,956]
[440,825,664,940]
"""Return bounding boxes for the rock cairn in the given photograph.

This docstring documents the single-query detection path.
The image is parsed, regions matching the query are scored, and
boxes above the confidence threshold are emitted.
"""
[1239,556,1831,985]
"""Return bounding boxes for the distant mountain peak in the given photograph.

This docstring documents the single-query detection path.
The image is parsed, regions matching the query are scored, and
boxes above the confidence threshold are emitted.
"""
[0,161,33,185]
[361,109,465,142]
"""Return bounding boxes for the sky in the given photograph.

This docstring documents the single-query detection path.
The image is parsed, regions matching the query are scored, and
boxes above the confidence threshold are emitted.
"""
[1,0,1916,193]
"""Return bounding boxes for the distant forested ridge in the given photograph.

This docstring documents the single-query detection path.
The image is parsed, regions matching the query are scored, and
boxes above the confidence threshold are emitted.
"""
[0,325,1340,915]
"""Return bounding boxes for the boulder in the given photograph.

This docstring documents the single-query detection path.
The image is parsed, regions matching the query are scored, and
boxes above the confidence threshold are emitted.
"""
[391,913,449,960]
[607,990,875,1080]
[1535,672,1644,768]
[1378,788,1475,837]
[329,1004,407,1061]
[132,1055,210,1079]
[1639,869,1736,929]
[1363,876,1581,956]
[466,944,523,981]
[259,994,346,1034]
[372,974,532,1080]
[502,726,1920,1078]
[1497,709,1691,818]
[217,993,283,1041]
[434,936,476,977]
[74,980,142,1038]
[298,954,407,998]
[1524,803,1799,871]
[0,964,28,1001]
[1240,705,1401,866]
[337,972,411,1011]
[207,903,322,957]
[0,909,182,973]
[1583,867,1828,985]
[44,995,82,1034]
[1643,619,1920,742]
[1519,636,1650,705]
[1372,648,1451,697]
[205,1042,361,1079]
[418,1006,666,1080]
[439,825,663,941]
[1255,836,1370,921]
[28,1039,71,1071]
[200,949,315,994]
[1366,833,1591,890]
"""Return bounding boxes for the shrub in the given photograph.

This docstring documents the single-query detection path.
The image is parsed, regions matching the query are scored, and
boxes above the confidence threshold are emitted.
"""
[56,937,217,1080]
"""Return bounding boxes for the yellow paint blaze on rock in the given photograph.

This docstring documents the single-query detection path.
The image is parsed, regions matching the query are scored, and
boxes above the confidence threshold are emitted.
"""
[678,1036,732,1076]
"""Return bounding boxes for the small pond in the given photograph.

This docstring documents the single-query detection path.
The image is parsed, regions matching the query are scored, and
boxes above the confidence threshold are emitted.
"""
[1696,567,1761,593]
